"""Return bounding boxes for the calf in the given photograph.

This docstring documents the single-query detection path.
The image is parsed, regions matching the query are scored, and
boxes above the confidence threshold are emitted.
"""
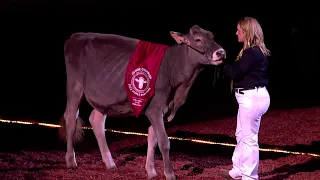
[59,24,226,180]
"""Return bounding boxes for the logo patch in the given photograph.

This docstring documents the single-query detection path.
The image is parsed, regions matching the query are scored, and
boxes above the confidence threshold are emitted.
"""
[128,68,152,97]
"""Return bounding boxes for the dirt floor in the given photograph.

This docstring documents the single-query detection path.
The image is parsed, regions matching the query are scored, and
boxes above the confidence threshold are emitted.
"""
[0,107,320,180]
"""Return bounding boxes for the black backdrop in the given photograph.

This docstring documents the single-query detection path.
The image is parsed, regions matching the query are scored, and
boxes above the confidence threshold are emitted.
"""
[0,3,317,123]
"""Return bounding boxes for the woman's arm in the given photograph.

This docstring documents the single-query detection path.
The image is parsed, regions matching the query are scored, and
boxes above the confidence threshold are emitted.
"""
[222,48,258,80]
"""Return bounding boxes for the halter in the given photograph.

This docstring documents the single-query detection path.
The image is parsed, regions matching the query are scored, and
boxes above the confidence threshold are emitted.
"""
[186,42,216,63]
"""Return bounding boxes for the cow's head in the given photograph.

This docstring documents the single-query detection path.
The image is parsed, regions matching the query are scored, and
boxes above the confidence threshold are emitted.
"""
[170,25,226,65]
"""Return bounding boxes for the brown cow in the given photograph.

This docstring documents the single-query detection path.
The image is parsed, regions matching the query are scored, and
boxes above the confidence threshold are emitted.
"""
[59,25,226,180]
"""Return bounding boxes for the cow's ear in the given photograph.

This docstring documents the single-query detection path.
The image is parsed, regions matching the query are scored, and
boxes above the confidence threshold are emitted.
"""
[170,31,184,44]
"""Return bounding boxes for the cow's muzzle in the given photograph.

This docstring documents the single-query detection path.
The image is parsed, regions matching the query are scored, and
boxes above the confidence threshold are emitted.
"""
[212,48,226,60]
[211,48,226,65]
[216,49,226,59]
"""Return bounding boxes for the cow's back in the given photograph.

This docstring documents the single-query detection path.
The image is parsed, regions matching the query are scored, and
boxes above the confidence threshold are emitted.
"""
[64,32,139,115]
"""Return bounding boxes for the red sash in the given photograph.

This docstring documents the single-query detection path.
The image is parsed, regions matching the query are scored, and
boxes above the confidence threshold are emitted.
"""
[125,40,169,117]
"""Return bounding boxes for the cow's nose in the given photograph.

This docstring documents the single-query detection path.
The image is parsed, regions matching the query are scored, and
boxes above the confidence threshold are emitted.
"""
[216,49,226,59]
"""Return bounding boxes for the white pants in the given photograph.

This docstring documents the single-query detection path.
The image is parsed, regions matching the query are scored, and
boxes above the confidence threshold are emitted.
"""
[229,87,270,180]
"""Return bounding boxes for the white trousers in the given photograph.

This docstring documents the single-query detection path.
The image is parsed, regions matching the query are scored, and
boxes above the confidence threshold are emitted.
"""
[229,87,270,180]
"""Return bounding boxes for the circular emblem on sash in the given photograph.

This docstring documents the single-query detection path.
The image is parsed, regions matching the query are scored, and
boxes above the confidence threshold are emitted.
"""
[130,68,152,97]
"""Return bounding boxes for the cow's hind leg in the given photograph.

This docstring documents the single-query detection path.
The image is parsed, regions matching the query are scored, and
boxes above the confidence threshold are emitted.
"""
[89,109,116,170]
[146,103,176,180]
[145,125,158,179]
[64,81,84,169]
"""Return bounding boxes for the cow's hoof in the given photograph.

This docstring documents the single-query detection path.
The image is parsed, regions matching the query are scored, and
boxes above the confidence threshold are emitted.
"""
[165,174,177,180]
[66,160,77,170]
[66,152,77,169]
[68,166,78,171]
[167,114,175,122]
[147,170,157,179]
[106,164,117,170]
[66,161,77,169]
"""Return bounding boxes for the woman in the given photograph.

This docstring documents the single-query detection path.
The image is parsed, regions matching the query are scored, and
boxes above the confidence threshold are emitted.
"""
[219,17,271,180]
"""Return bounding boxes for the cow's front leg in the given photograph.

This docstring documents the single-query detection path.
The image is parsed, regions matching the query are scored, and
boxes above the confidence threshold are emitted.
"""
[146,107,176,180]
[89,109,116,170]
[145,125,158,179]
[167,85,191,122]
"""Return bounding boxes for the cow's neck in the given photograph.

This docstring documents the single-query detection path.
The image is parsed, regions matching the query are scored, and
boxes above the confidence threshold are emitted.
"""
[168,44,203,87]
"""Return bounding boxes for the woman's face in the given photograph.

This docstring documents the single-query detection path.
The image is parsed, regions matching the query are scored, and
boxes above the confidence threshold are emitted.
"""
[236,24,246,43]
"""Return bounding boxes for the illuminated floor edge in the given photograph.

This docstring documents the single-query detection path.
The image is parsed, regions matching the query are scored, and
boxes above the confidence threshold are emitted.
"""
[1,119,319,157]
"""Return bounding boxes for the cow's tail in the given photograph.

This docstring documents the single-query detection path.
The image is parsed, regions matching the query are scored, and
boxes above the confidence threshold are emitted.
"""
[58,115,85,144]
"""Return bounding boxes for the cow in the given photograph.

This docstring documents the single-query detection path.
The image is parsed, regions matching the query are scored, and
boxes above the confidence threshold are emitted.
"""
[58,24,226,180]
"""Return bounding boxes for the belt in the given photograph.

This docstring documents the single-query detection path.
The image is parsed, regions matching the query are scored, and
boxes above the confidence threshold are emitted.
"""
[234,86,264,94]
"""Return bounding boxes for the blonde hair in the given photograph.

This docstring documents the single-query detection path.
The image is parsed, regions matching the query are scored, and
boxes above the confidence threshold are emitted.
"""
[238,17,271,56]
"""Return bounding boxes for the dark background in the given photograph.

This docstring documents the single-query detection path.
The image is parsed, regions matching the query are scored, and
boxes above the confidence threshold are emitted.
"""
[0,2,318,125]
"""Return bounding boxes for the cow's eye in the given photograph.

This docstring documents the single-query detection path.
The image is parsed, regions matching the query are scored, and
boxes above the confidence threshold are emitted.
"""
[196,39,202,42]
